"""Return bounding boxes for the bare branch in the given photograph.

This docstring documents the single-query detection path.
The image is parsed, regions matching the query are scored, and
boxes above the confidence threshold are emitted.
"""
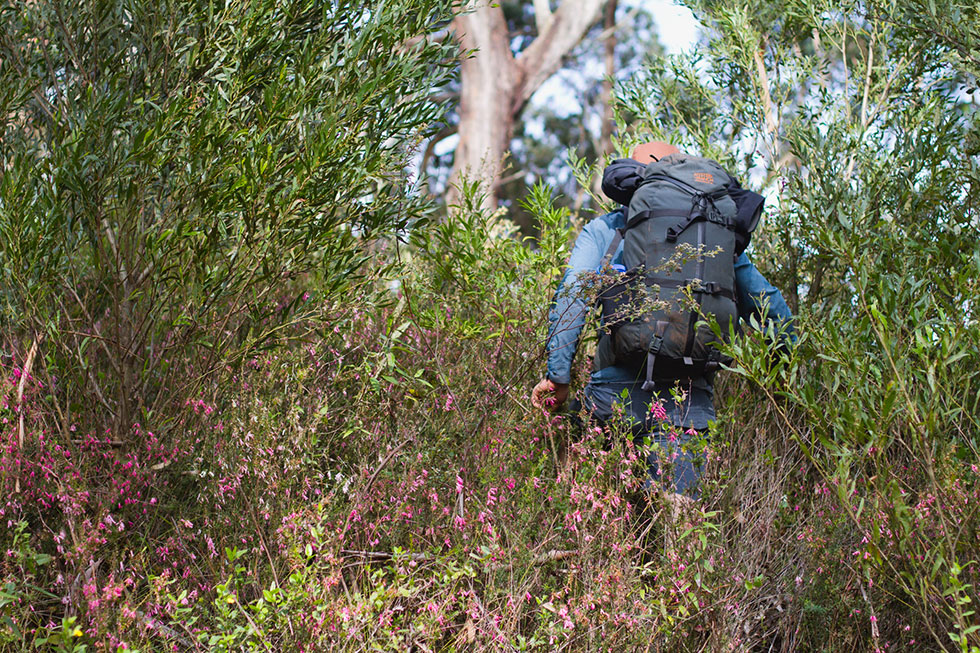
[399,28,451,54]
[14,335,41,494]
[533,0,554,34]
[498,169,526,186]
[598,0,617,161]
[429,90,460,105]
[516,0,605,111]
[753,45,778,136]
[421,123,459,176]
[340,548,579,571]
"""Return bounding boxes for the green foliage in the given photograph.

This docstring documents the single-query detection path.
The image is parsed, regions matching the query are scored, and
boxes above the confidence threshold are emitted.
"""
[4,0,980,650]
[0,0,455,434]
[32,616,88,653]
[610,0,980,647]
[1,521,59,648]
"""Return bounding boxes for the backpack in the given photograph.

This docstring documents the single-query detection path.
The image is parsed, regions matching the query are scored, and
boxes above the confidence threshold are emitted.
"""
[597,154,754,391]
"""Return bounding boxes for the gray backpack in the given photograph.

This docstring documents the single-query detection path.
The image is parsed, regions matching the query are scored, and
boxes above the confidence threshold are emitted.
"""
[598,154,745,391]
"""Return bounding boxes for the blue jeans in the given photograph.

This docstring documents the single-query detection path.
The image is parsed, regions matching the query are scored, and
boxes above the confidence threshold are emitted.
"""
[638,428,705,498]
[581,378,709,498]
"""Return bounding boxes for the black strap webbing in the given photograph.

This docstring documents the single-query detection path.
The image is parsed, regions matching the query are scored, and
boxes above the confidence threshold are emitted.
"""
[642,321,668,392]
[665,195,733,242]
[626,209,688,229]
[644,277,736,301]
[682,220,708,361]
[664,213,700,242]
[600,228,624,269]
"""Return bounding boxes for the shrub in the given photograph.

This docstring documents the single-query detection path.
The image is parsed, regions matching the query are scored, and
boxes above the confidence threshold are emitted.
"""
[0,0,455,436]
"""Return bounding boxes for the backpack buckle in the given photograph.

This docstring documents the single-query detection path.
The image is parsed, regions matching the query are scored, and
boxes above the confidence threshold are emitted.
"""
[649,334,663,355]
[685,279,718,294]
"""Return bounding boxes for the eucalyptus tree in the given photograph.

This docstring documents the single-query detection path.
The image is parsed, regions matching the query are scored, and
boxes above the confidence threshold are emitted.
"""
[425,0,662,233]
[446,0,608,210]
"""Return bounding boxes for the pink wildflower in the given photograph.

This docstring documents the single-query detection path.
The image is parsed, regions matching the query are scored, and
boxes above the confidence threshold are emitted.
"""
[650,401,667,421]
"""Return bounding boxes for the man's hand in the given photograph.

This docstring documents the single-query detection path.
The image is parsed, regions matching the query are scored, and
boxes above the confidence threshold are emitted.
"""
[531,379,569,411]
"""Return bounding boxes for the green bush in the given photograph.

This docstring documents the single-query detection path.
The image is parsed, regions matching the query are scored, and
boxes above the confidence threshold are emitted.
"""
[3,0,980,650]
[613,0,980,647]
[0,0,454,435]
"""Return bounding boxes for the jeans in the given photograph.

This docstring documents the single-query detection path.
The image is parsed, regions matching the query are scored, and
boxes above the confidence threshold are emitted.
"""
[577,378,709,498]
[638,428,705,499]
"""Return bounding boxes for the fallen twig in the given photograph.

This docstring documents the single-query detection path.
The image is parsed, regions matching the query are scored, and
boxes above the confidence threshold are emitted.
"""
[133,609,198,650]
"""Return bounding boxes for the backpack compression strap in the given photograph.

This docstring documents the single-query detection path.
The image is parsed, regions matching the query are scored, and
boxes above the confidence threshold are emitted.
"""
[665,194,730,242]
[627,206,733,240]
[641,320,668,392]
[634,174,734,241]
[645,278,735,301]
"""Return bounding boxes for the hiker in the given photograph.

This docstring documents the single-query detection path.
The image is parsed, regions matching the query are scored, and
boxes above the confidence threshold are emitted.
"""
[531,141,795,498]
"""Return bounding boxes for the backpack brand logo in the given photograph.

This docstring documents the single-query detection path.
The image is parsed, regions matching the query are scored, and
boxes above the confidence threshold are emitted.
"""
[693,172,714,184]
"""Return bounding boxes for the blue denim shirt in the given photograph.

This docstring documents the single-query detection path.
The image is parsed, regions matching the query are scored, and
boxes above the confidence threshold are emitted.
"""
[546,209,795,429]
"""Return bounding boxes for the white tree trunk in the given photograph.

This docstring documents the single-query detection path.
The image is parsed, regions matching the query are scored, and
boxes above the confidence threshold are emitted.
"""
[592,0,617,199]
[448,3,519,211]
[447,0,605,211]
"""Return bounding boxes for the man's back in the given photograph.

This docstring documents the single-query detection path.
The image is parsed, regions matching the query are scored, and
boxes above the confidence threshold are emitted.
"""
[532,143,796,495]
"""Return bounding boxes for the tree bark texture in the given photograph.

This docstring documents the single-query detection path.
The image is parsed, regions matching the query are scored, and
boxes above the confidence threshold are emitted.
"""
[599,0,617,158]
[447,0,605,210]
[591,0,617,199]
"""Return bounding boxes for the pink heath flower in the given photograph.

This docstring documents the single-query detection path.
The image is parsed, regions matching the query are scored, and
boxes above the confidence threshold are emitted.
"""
[650,402,667,421]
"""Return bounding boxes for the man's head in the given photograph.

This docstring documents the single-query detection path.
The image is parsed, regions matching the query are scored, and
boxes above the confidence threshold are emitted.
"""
[631,141,681,163]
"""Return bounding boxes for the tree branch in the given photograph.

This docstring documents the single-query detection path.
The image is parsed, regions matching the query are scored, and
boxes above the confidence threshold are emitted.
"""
[398,28,451,54]
[14,336,41,494]
[420,123,458,177]
[598,0,617,159]
[753,43,778,136]
[515,0,605,111]
[340,548,579,571]
[429,90,460,105]
[533,0,554,34]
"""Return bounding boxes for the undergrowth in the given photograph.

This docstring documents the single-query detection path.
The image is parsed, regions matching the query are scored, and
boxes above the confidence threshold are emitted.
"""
[4,185,978,651]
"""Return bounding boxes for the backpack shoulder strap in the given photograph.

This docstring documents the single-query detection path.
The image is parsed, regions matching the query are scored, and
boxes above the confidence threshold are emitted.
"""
[599,228,624,270]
